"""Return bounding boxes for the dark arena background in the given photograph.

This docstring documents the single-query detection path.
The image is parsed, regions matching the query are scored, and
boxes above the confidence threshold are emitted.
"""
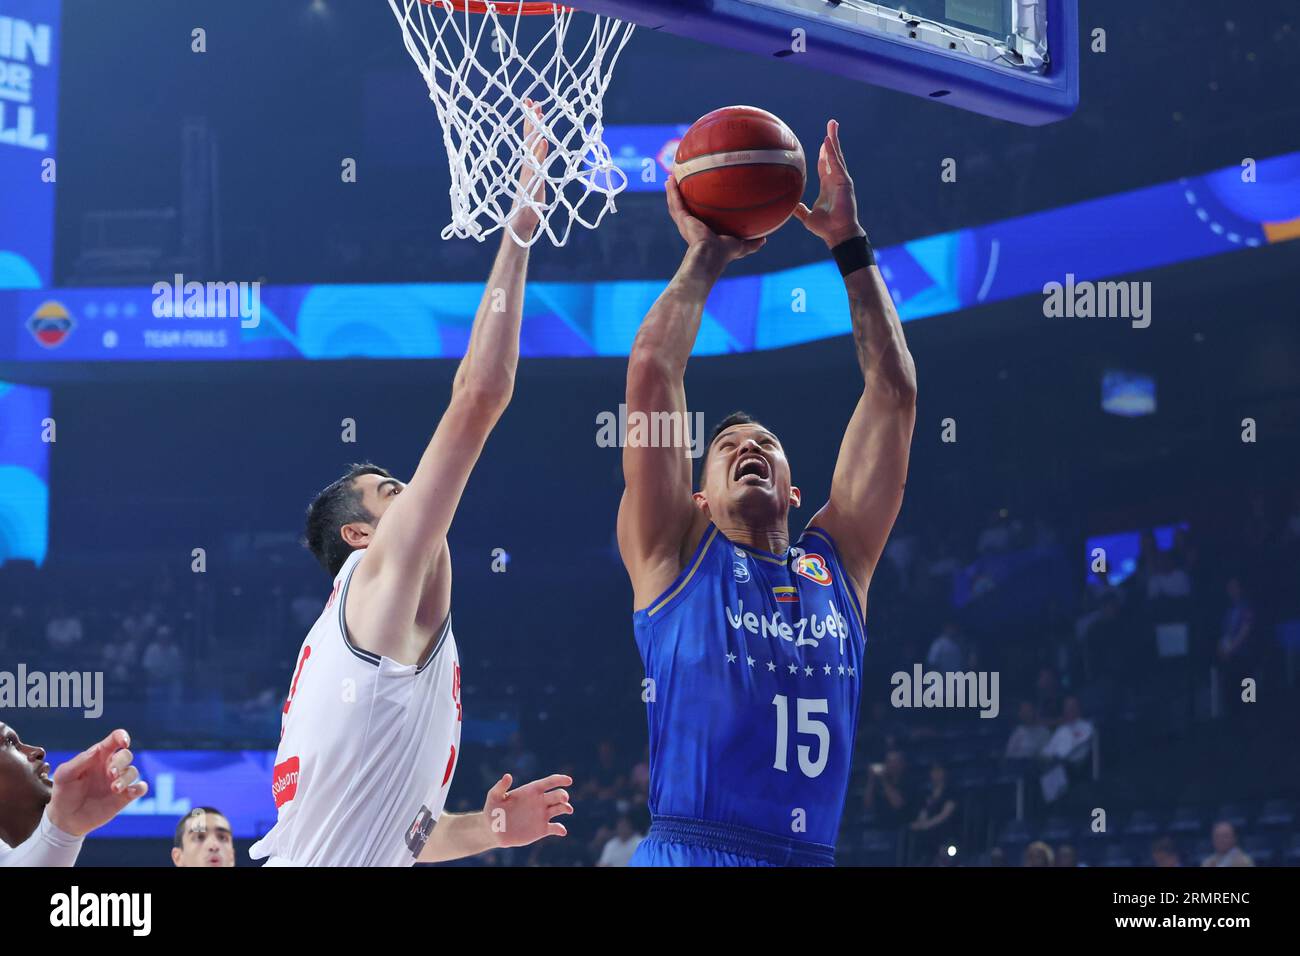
[1,0,1298,908]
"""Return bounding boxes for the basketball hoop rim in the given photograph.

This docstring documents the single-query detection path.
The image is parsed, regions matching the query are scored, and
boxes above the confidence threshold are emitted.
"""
[420,0,571,15]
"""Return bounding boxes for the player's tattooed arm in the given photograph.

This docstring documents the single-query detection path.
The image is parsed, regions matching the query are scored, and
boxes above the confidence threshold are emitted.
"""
[346,111,549,667]
[416,773,573,863]
[617,179,765,608]
[797,120,917,612]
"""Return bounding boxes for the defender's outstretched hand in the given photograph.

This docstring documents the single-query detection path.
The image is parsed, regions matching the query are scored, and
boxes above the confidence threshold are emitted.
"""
[666,175,766,263]
[511,99,550,240]
[47,729,147,837]
[793,119,866,248]
[484,772,574,848]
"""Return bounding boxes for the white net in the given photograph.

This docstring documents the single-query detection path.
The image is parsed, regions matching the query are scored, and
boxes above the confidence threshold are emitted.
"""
[387,0,636,247]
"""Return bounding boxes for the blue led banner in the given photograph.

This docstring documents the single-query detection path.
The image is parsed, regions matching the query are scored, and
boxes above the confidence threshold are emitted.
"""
[0,379,48,566]
[2,152,1297,362]
[0,0,59,290]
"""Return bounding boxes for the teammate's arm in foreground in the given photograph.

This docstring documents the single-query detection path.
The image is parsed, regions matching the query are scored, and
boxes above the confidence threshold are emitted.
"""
[345,108,549,666]
[617,178,766,607]
[796,120,917,612]
[417,773,574,863]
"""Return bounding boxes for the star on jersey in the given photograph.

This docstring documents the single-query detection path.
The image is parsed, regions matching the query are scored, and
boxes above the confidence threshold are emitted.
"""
[804,665,814,676]
[726,652,737,663]
[767,661,777,672]
[747,656,755,667]
[788,663,798,674]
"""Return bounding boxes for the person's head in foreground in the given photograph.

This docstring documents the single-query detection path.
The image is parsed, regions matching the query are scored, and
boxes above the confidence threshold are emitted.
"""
[0,720,53,847]
[695,413,798,533]
[172,806,236,867]
[305,463,402,577]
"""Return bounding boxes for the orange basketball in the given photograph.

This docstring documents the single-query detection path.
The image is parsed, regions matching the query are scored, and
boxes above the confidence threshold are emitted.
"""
[671,106,807,240]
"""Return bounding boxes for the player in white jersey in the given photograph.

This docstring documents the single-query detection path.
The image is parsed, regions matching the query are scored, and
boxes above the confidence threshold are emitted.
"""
[251,106,574,867]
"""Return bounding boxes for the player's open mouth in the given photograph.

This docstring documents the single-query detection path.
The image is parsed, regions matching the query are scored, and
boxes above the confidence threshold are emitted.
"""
[733,455,770,483]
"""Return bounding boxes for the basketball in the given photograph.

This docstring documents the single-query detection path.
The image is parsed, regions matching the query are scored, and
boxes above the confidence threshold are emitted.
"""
[671,106,807,240]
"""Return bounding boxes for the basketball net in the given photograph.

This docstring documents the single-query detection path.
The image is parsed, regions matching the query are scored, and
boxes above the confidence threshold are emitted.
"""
[387,0,636,247]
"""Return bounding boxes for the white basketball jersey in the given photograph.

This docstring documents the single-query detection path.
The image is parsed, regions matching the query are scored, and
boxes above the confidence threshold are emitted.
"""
[249,549,462,867]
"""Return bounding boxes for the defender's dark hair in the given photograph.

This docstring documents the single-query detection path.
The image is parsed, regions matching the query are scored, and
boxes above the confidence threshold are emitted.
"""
[304,463,393,577]
[174,807,227,849]
[698,411,763,487]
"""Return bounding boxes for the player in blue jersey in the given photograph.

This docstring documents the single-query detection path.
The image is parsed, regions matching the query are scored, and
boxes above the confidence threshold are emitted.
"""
[618,120,917,866]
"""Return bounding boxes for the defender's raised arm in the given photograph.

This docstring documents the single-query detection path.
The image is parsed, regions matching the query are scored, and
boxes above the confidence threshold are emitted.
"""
[344,107,550,667]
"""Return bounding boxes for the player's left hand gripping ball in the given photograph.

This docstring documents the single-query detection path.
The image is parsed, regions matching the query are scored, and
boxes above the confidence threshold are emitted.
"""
[485,772,574,848]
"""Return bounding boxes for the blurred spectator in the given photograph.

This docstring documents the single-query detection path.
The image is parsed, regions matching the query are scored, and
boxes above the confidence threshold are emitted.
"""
[1005,701,1051,761]
[45,608,84,655]
[926,622,964,674]
[1041,697,1094,765]
[504,733,539,784]
[1034,667,1062,724]
[1201,822,1254,867]
[142,626,184,707]
[864,750,915,829]
[977,510,1012,554]
[1023,841,1055,867]
[1055,844,1078,867]
[1147,551,1191,600]
[1151,836,1182,867]
[909,764,958,864]
[580,740,625,802]
[629,746,650,797]
[596,815,644,867]
[1217,577,1254,665]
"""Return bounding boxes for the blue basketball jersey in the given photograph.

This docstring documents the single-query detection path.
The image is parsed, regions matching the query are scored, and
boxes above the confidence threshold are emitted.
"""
[632,523,866,854]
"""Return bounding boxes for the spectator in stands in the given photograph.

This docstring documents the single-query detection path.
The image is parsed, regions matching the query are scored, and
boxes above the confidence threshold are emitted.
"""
[977,509,1012,554]
[629,746,650,799]
[926,621,965,674]
[1146,550,1191,600]
[171,807,236,867]
[596,815,644,867]
[1055,844,1078,867]
[503,732,539,785]
[579,739,626,803]
[45,607,84,651]
[142,626,184,708]
[909,763,958,864]
[1005,701,1051,762]
[1201,821,1254,867]
[1150,836,1182,867]
[1040,696,1094,766]
[1022,841,1055,867]
[1217,577,1254,666]
[864,750,914,829]
[1034,667,1062,724]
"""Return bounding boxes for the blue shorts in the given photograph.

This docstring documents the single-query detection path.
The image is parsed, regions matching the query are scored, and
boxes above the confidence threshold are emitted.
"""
[628,815,835,867]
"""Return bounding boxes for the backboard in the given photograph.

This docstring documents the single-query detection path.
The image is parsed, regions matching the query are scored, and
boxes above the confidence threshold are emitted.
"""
[568,0,1079,125]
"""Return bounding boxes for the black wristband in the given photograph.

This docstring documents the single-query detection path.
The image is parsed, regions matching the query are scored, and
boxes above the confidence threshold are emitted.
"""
[832,234,875,277]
